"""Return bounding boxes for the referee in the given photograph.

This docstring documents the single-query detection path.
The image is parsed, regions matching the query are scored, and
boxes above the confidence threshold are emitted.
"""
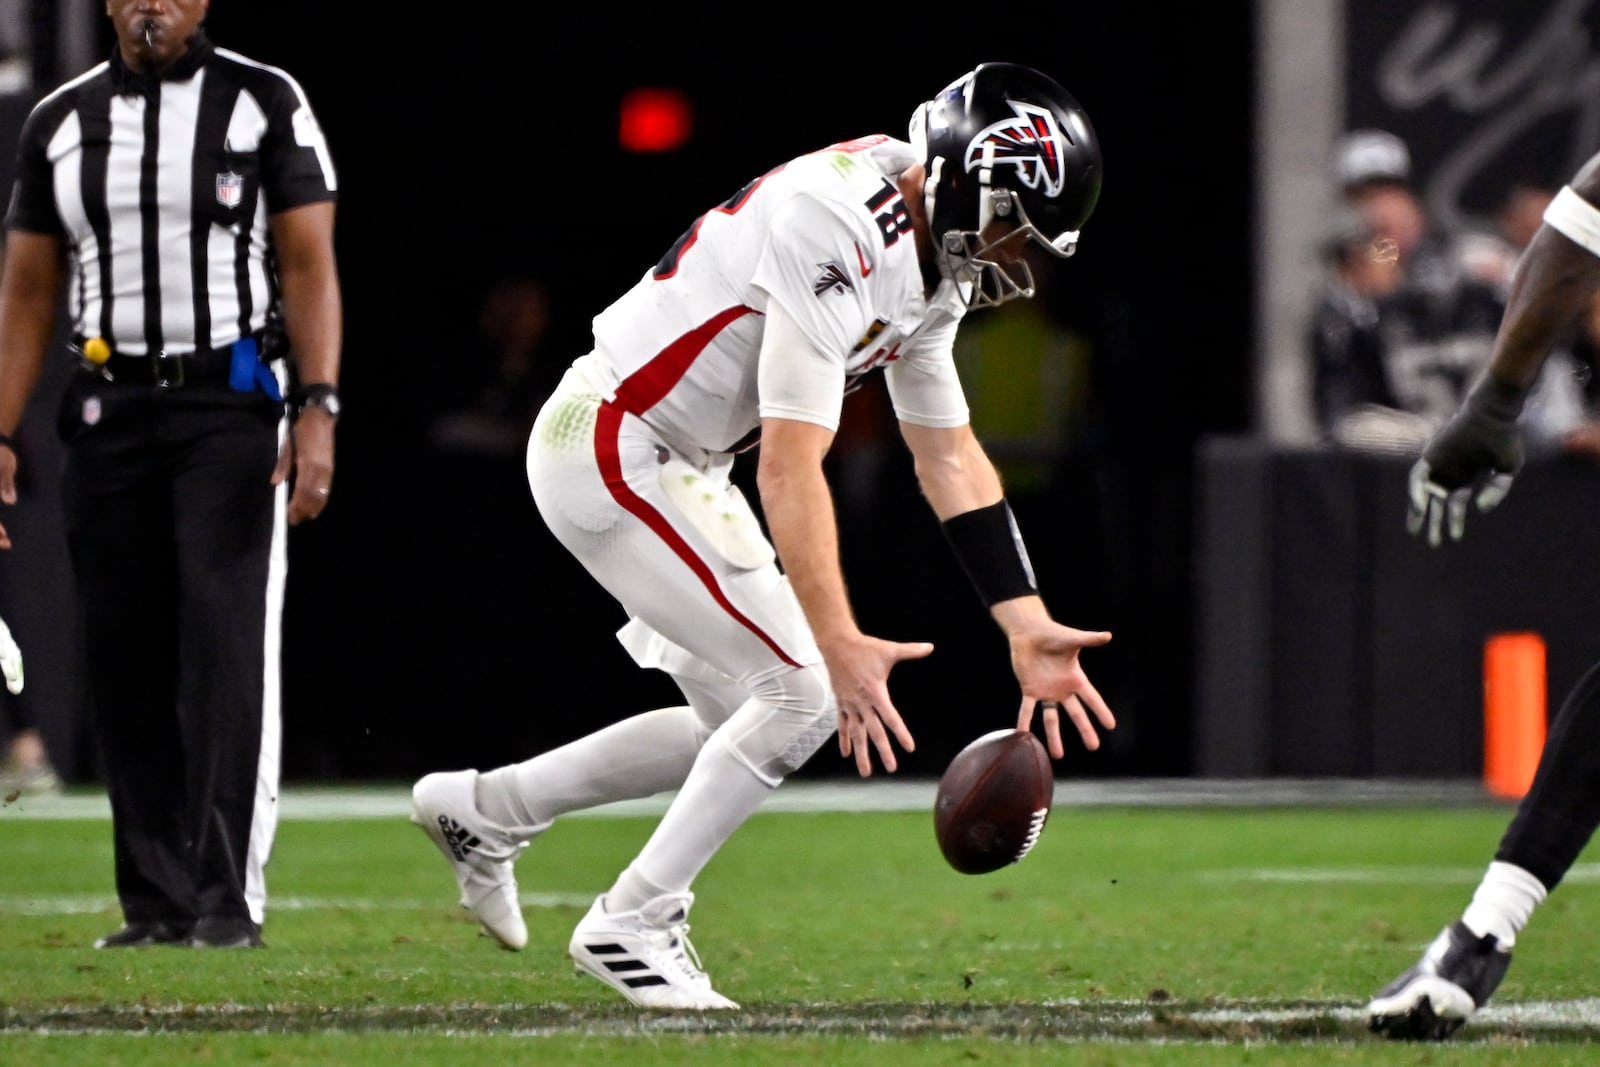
[0,0,341,949]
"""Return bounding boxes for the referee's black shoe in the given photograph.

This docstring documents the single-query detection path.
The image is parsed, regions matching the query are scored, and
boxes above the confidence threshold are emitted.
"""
[93,920,193,948]
[189,916,265,948]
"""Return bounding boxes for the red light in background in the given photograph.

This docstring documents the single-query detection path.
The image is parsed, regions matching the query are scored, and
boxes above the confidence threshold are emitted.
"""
[619,87,693,153]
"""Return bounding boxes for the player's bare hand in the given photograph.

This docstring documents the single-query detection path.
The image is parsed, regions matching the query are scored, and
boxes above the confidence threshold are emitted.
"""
[0,442,19,550]
[999,608,1114,758]
[824,632,932,777]
[1020,692,1112,757]
[277,409,336,525]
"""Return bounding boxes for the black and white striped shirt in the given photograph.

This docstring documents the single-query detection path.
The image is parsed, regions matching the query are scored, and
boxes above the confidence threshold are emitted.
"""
[3,34,337,358]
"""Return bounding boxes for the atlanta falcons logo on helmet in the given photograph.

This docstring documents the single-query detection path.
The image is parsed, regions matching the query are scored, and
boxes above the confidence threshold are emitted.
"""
[963,98,1069,198]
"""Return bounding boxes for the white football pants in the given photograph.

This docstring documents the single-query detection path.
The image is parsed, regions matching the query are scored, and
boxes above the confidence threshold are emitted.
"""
[524,364,837,781]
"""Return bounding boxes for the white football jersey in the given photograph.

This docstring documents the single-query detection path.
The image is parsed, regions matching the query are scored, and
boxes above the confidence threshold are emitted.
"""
[578,134,972,455]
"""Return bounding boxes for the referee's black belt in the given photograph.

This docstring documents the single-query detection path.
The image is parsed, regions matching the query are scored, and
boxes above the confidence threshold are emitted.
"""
[80,334,274,388]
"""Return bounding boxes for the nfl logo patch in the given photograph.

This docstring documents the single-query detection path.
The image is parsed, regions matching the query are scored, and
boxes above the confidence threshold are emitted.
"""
[216,171,243,208]
[83,396,102,426]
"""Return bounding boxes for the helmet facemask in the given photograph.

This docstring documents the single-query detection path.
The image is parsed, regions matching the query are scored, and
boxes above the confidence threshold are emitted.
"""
[934,143,1081,309]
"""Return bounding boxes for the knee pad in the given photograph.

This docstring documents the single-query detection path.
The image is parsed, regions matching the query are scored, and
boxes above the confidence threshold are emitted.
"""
[718,664,836,783]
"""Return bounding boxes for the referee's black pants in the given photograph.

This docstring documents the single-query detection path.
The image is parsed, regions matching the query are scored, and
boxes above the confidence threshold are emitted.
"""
[59,372,285,930]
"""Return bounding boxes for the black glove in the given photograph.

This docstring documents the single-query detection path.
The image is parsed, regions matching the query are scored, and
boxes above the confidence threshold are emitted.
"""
[1406,376,1526,547]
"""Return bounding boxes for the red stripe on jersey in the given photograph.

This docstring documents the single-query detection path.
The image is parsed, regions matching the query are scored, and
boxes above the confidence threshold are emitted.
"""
[825,133,891,153]
[593,400,801,668]
[655,171,778,280]
[612,304,758,414]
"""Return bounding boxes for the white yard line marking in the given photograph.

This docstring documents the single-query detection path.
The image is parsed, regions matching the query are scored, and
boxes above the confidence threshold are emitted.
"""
[11,997,1600,1039]
[1206,863,1600,884]
[15,863,1600,918]
[0,777,1503,821]
[0,784,942,821]
[0,892,598,915]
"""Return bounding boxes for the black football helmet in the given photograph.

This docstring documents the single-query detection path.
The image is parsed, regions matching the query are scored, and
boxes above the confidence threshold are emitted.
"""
[909,62,1102,308]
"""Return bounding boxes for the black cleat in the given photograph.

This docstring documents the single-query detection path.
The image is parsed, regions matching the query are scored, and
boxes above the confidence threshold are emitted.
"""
[188,916,265,948]
[93,920,193,948]
[1367,921,1511,1040]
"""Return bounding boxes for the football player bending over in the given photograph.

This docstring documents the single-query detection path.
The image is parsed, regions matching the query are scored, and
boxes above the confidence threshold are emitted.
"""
[411,62,1113,1010]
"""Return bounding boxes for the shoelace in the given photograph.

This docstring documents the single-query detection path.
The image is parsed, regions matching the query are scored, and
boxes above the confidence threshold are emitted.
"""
[645,921,712,988]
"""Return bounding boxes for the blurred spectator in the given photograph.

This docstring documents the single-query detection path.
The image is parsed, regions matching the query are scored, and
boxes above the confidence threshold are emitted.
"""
[1307,129,1586,453]
[1336,129,1520,294]
[1306,206,1422,449]
[426,272,556,459]
[0,595,57,793]
[0,415,62,798]
[1489,176,1600,465]
[1498,177,1558,252]
[0,723,58,796]
[0,0,28,95]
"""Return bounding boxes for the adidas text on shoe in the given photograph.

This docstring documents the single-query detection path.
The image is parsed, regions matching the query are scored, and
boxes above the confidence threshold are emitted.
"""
[1367,921,1512,1041]
[410,769,530,950]
[568,892,738,1011]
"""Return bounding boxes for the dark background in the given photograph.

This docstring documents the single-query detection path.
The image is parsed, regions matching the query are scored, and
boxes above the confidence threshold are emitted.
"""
[13,4,1259,784]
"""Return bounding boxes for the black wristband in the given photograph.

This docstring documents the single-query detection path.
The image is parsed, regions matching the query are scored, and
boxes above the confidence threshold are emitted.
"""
[0,433,13,454]
[295,382,338,404]
[293,383,341,419]
[940,500,1039,607]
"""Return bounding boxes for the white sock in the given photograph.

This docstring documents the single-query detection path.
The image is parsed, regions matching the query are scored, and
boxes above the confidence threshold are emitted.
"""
[606,731,775,912]
[475,706,710,829]
[1461,860,1548,947]
[604,867,672,915]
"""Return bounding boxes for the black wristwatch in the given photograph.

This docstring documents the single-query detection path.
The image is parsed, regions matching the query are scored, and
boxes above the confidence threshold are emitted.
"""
[295,383,341,420]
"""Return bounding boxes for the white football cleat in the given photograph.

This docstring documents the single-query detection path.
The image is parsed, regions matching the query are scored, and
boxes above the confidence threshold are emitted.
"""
[410,769,532,951]
[569,892,739,1010]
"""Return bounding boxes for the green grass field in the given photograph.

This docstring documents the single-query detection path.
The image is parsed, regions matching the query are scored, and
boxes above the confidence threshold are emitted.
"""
[3,781,1599,1064]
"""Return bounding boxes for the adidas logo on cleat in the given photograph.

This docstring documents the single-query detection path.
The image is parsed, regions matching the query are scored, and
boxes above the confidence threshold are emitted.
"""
[581,940,672,990]
[575,905,693,990]
[436,815,481,862]
[568,893,737,1009]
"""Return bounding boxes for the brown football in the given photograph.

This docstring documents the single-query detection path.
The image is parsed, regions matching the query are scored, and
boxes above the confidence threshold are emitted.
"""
[934,728,1053,874]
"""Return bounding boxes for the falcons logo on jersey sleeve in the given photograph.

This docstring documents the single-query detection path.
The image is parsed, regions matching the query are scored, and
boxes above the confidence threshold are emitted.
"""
[813,261,854,296]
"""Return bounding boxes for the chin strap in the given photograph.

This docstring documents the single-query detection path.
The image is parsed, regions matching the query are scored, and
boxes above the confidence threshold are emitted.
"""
[975,142,998,234]
[923,155,944,248]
